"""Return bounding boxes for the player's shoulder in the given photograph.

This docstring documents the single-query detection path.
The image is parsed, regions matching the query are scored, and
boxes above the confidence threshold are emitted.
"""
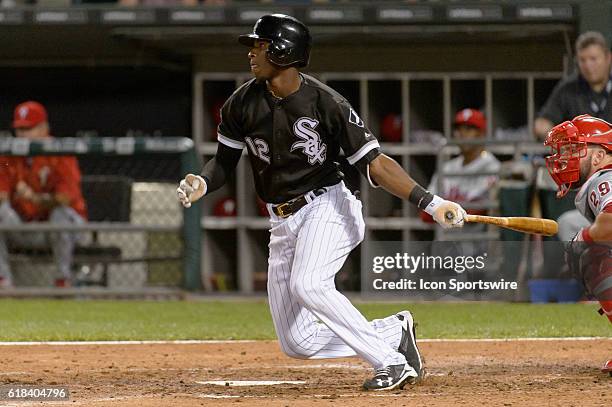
[301,73,350,108]
[587,168,612,190]
[576,168,612,212]
[442,155,463,171]
[553,72,581,94]
[226,78,262,104]
[480,151,502,169]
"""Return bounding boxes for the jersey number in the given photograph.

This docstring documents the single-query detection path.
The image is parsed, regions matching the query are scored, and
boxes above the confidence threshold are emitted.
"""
[245,137,270,164]
[591,181,612,207]
[590,191,599,207]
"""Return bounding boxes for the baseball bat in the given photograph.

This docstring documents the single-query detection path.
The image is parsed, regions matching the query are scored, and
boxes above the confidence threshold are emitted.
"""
[464,214,558,236]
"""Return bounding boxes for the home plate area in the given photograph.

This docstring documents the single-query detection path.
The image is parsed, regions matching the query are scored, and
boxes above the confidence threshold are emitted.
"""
[196,380,307,386]
[0,339,610,406]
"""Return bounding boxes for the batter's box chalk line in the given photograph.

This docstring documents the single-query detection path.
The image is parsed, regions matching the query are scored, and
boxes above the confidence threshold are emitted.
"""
[196,380,307,386]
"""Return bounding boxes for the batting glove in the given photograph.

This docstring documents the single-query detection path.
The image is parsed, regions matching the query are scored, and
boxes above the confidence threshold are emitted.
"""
[425,196,467,229]
[177,173,207,208]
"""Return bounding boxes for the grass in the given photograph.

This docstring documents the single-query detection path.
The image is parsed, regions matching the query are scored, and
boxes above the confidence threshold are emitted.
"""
[0,299,610,341]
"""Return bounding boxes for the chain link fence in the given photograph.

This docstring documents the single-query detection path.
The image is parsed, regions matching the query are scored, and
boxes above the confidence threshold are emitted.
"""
[0,137,200,293]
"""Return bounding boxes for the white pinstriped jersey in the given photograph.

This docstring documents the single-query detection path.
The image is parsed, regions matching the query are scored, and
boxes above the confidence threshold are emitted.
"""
[575,167,612,223]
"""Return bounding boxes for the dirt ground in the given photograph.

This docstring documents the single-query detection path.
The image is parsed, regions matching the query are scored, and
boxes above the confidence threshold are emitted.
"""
[0,339,610,407]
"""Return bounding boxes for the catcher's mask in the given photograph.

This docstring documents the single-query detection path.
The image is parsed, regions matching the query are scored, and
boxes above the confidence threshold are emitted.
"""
[239,14,312,68]
[544,114,612,198]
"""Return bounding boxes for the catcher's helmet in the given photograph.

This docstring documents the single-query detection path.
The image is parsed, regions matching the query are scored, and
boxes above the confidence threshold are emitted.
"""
[239,14,311,68]
[544,114,612,197]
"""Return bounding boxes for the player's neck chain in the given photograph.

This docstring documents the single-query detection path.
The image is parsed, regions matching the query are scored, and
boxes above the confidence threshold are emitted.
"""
[268,89,282,100]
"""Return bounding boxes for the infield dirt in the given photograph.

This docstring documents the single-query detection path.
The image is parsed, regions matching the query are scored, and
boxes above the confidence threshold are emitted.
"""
[0,339,610,406]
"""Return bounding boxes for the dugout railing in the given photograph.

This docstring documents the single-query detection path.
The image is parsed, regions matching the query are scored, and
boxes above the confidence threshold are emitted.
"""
[0,136,201,295]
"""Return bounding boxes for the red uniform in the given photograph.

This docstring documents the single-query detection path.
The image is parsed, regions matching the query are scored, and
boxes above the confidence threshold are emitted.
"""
[0,155,87,221]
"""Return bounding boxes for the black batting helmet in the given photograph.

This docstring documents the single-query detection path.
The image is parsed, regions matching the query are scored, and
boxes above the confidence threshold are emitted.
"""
[239,14,312,68]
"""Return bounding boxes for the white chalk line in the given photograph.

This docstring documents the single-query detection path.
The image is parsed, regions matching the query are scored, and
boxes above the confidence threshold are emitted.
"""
[198,393,415,400]
[0,337,609,346]
[420,337,612,342]
[196,380,306,386]
[0,340,256,346]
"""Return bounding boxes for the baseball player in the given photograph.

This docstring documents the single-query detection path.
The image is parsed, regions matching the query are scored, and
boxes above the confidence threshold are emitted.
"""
[0,101,87,288]
[177,14,467,390]
[544,114,612,375]
[423,108,500,222]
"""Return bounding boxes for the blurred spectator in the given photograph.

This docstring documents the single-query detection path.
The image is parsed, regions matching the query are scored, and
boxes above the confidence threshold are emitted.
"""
[421,108,500,223]
[535,31,612,139]
[0,101,87,289]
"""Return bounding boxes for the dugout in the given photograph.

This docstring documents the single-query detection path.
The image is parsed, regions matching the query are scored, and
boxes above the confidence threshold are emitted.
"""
[0,1,609,295]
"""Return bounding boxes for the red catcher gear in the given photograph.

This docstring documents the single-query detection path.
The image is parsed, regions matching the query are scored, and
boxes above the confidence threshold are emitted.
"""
[544,114,612,198]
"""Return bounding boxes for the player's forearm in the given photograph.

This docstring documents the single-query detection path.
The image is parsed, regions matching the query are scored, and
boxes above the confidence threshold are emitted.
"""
[200,157,229,194]
[30,192,62,209]
[368,154,419,200]
[200,143,242,195]
[589,213,612,242]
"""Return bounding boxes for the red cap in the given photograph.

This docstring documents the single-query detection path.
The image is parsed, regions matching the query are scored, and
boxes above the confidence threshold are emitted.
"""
[454,108,486,131]
[12,101,48,129]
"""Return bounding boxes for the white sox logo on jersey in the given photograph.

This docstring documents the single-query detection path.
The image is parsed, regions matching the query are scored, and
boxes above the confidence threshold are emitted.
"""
[291,117,327,165]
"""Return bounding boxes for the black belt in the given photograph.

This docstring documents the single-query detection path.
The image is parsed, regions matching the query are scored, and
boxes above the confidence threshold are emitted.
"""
[272,187,328,218]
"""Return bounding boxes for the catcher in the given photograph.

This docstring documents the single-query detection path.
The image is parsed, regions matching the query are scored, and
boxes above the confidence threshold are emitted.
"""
[544,114,612,375]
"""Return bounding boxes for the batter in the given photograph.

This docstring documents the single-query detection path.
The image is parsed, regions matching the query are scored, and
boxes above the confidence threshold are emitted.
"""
[177,14,467,390]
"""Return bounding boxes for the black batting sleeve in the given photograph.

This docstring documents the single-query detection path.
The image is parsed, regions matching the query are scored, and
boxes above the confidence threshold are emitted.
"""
[200,142,242,194]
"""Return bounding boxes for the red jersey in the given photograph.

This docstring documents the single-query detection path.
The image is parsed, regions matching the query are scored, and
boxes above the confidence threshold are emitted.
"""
[0,155,87,221]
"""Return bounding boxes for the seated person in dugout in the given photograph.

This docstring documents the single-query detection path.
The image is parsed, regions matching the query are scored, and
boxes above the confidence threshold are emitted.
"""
[0,101,87,289]
[421,108,501,227]
[420,109,501,290]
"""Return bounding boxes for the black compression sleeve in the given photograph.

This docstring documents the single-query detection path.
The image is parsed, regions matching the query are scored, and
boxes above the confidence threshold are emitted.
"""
[200,143,242,194]
[353,149,381,177]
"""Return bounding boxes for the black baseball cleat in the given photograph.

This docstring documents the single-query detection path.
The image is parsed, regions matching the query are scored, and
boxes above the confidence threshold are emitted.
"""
[362,363,417,391]
[397,310,425,383]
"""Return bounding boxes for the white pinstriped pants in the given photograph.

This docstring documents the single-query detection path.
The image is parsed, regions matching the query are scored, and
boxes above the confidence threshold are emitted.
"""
[266,181,406,369]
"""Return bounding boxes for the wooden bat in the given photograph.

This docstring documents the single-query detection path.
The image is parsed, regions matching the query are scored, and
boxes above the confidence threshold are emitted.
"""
[464,214,558,236]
